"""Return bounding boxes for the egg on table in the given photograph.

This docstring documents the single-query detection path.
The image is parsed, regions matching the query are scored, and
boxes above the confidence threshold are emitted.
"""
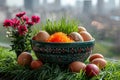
[69,61,86,73]
[85,64,100,77]
[17,52,33,66]
[89,53,104,62]
[91,58,107,69]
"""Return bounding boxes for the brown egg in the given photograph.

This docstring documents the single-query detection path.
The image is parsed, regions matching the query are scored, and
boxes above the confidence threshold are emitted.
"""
[78,26,87,33]
[69,61,86,73]
[17,52,33,66]
[30,60,43,69]
[89,53,104,62]
[32,35,37,40]
[35,31,50,42]
[91,58,107,69]
[79,31,93,41]
[68,32,84,42]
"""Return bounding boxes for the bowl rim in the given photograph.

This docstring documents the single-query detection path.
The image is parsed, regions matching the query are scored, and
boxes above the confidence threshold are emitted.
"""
[31,38,95,45]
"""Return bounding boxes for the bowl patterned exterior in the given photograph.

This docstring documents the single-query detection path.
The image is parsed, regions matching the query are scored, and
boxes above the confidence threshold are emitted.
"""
[31,39,95,65]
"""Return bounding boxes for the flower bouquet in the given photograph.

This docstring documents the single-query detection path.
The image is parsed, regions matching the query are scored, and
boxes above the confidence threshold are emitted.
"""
[3,11,40,57]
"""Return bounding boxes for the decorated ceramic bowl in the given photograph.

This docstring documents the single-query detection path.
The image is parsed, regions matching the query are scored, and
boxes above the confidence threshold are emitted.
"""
[31,39,95,65]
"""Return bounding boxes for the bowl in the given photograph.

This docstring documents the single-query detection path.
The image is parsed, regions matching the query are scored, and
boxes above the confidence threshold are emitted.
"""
[31,39,95,65]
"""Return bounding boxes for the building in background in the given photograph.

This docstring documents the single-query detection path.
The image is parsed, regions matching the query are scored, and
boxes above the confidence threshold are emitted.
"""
[24,0,40,11]
[83,0,92,14]
[0,0,6,7]
[43,0,47,5]
[54,0,61,7]
[108,0,115,9]
[0,0,7,21]
[24,0,32,10]
[76,0,83,12]
[33,0,40,10]
[97,0,105,14]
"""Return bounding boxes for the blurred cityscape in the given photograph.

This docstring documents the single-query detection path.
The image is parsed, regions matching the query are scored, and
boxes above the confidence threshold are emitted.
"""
[0,0,120,59]
[0,0,120,22]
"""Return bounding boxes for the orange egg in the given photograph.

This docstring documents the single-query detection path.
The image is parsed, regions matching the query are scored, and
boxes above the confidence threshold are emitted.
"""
[91,58,107,69]
[17,52,33,66]
[78,26,87,33]
[89,53,104,62]
[30,60,43,69]
[69,61,86,73]
[79,31,93,41]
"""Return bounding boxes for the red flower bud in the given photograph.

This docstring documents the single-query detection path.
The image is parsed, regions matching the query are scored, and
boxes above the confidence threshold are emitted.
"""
[26,21,34,26]
[16,12,26,18]
[18,25,28,36]
[22,16,29,22]
[11,18,20,28]
[31,15,40,23]
[3,19,13,27]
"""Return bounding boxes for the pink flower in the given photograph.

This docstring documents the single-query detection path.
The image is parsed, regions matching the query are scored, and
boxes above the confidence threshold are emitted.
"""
[31,15,40,23]
[18,25,28,36]
[11,18,20,28]
[22,16,29,22]
[3,19,13,27]
[16,12,26,18]
[26,21,34,26]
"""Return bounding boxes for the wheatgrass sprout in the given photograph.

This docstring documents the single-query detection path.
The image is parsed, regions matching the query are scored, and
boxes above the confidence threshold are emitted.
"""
[42,18,79,35]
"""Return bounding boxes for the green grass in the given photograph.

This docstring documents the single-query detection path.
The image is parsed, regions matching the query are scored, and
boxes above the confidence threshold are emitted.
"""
[42,18,78,35]
[0,47,120,80]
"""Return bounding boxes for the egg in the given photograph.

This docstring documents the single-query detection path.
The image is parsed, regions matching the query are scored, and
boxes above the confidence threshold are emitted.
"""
[32,36,36,40]
[35,31,50,42]
[68,32,83,42]
[89,53,104,62]
[30,60,43,70]
[85,64,100,77]
[69,61,86,73]
[79,31,93,41]
[17,52,33,66]
[32,35,37,40]
[78,26,87,33]
[91,58,107,69]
